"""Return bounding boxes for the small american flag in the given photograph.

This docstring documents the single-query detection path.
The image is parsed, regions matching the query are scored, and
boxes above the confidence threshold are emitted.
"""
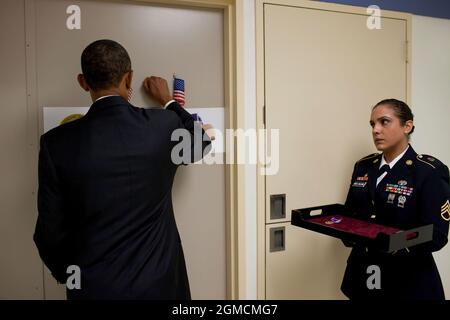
[173,76,185,107]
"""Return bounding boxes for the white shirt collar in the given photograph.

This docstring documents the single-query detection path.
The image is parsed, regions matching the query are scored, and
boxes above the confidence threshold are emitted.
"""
[380,145,410,169]
[94,95,119,102]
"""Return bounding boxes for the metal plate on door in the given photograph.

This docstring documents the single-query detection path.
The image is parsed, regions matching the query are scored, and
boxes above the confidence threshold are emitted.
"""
[269,226,285,252]
[270,194,286,220]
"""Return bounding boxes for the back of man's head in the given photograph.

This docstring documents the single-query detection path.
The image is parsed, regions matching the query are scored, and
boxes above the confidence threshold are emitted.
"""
[81,39,131,91]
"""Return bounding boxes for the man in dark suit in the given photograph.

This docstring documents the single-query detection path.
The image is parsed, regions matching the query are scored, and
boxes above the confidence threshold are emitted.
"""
[33,39,211,299]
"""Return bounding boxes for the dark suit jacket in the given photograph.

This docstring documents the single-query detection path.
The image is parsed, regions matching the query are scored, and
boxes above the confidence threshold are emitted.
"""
[341,146,450,300]
[34,96,211,299]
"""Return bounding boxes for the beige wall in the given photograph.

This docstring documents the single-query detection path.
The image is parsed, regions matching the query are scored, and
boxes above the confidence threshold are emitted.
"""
[0,0,43,299]
[411,15,450,298]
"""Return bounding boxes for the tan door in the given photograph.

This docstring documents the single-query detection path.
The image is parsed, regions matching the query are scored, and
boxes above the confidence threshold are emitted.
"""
[263,3,408,299]
[29,0,226,299]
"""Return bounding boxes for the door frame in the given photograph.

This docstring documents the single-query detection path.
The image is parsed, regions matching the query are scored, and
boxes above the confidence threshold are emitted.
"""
[255,0,412,299]
[140,0,246,301]
[25,0,245,299]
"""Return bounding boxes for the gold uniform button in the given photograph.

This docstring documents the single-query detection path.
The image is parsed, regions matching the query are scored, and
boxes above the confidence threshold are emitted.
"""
[371,214,376,219]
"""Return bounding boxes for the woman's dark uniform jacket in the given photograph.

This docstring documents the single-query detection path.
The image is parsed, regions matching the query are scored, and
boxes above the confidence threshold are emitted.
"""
[341,146,450,299]
[33,96,211,299]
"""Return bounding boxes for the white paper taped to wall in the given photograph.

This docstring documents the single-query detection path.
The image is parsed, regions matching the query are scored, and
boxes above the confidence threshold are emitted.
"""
[43,107,225,153]
[43,107,89,133]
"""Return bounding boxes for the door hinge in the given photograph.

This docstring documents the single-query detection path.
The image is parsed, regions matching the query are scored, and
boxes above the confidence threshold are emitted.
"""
[405,40,409,64]
[263,105,266,126]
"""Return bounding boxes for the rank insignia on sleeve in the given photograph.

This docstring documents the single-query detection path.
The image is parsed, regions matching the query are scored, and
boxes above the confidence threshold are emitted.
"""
[441,200,450,221]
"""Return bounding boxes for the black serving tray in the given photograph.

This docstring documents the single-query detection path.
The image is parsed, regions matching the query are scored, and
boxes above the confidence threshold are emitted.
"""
[291,204,433,253]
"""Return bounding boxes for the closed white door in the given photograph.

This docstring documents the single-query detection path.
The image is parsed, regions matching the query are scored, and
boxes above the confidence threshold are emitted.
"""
[262,3,408,299]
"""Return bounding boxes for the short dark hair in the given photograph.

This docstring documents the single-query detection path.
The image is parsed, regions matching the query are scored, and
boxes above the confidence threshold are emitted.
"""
[81,39,131,91]
[373,98,415,135]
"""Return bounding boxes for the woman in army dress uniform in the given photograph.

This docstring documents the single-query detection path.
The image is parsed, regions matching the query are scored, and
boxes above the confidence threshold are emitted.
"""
[341,99,450,300]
